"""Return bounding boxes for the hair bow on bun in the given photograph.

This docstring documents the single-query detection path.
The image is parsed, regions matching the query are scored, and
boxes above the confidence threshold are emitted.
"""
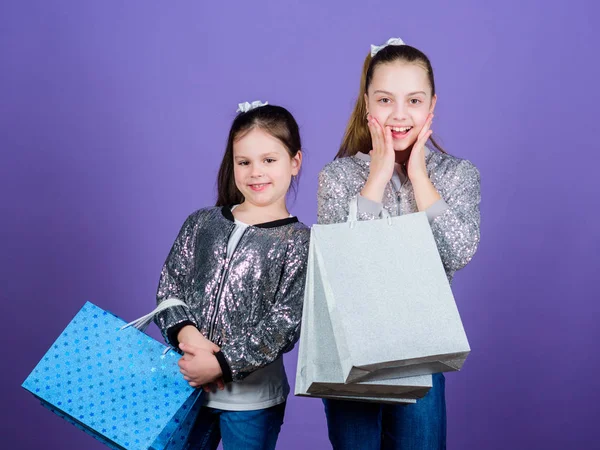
[370,37,406,57]
[236,100,269,113]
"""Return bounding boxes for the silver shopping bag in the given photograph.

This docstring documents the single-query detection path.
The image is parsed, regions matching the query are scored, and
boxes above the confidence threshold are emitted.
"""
[297,200,470,387]
[294,236,430,404]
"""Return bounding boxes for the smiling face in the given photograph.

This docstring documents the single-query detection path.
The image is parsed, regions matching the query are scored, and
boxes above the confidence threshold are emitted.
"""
[233,127,301,210]
[365,61,437,152]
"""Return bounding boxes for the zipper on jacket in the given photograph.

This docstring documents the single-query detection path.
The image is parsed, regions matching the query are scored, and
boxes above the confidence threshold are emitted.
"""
[388,181,402,216]
[207,226,248,343]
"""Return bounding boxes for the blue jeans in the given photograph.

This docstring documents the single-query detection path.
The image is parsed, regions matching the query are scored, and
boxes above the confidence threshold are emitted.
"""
[185,402,286,450]
[323,373,446,450]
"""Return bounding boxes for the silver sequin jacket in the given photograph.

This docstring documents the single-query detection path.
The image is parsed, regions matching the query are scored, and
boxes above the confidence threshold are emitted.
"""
[154,206,310,382]
[317,150,481,282]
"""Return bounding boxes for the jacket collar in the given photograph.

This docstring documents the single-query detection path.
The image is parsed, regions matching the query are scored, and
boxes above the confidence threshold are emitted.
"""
[221,206,298,229]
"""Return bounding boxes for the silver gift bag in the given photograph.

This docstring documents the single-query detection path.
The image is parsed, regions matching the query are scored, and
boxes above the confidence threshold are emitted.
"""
[296,200,470,389]
[295,236,430,404]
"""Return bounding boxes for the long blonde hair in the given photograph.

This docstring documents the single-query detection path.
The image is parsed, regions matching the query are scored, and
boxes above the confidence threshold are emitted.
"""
[336,45,445,159]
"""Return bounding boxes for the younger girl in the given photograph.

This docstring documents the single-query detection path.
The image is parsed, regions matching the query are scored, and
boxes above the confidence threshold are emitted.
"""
[318,38,481,449]
[154,102,310,450]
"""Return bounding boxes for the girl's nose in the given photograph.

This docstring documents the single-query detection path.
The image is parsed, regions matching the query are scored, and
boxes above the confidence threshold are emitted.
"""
[391,102,408,121]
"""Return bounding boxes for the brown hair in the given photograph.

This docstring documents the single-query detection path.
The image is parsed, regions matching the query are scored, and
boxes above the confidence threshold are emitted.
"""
[216,105,302,206]
[336,44,445,159]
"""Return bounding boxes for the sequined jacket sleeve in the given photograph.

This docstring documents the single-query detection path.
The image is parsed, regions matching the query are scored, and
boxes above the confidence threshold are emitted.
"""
[430,160,481,272]
[317,165,374,224]
[154,211,204,346]
[219,230,310,381]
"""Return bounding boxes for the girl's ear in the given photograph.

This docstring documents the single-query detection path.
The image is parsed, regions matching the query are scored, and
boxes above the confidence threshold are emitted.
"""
[430,94,437,114]
[291,150,303,176]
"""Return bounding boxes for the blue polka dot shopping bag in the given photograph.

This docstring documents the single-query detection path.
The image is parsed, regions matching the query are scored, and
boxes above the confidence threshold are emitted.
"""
[22,300,202,449]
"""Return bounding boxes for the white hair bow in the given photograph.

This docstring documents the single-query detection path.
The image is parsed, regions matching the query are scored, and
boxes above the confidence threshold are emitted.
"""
[236,100,268,113]
[370,37,406,57]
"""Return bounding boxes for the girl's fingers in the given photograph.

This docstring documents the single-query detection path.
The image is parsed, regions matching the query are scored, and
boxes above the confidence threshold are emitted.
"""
[414,130,433,153]
[419,114,434,141]
[384,126,394,153]
[417,120,431,142]
[371,116,385,140]
[367,119,382,152]
[179,343,198,356]
[368,116,385,153]
[374,118,394,157]
[416,130,432,149]
[424,129,433,144]
[179,365,191,377]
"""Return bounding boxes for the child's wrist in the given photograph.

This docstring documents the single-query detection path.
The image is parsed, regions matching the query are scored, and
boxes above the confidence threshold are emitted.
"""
[365,174,388,190]
[361,180,386,203]
[177,325,200,343]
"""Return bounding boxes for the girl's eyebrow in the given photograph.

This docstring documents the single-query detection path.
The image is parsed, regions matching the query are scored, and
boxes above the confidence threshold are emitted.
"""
[373,90,427,97]
[234,152,279,159]
[258,152,279,159]
[373,90,395,96]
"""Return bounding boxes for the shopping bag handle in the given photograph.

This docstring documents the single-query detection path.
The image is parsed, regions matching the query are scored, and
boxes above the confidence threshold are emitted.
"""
[347,195,392,228]
[120,298,188,332]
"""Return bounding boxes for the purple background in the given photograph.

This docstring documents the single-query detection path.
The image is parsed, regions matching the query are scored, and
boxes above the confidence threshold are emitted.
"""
[2,1,599,448]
